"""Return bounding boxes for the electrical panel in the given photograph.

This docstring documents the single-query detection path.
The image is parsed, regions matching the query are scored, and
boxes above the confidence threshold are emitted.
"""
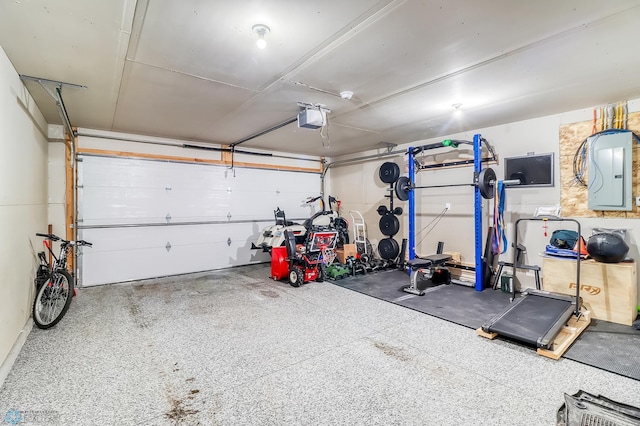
[588,132,633,211]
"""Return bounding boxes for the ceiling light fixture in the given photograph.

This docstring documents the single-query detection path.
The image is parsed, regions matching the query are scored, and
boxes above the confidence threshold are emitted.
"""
[252,24,270,49]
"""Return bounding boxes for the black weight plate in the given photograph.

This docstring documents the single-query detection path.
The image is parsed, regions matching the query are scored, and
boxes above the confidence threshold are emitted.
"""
[377,205,389,216]
[378,238,399,260]
[392,207,403,216]
[379,214,400,236]
[478,168,496,200]
[379,162,400,184]
[395,176,411,201]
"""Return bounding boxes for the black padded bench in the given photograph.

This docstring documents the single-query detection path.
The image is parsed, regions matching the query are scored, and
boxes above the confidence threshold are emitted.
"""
[406,253,451,269]
[404,253,452,296]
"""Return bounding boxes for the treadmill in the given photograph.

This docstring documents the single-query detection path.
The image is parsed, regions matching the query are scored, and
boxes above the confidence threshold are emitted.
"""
[481,217,583,350]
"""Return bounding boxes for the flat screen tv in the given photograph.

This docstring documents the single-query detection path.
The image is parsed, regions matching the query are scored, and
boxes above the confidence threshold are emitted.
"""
[503,153,554,187]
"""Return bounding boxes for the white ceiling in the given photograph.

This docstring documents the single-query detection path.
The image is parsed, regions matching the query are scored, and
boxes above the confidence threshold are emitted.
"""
[1,0,640,157]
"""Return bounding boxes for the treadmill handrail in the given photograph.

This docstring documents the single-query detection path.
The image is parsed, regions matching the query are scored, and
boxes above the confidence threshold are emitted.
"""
[513,217,581,316]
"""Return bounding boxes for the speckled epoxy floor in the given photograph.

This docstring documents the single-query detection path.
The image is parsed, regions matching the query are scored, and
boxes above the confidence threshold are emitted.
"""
[1,263,638,425]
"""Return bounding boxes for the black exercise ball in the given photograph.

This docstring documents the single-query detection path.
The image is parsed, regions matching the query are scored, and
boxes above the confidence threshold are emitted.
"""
[586,233,629,263]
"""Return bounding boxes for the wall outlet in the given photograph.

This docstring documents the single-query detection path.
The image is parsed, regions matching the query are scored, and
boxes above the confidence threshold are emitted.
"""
[636,196,640,207]
[445,203,451,211]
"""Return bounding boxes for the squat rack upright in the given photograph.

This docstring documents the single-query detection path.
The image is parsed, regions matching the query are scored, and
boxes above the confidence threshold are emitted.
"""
[406,134,495,291]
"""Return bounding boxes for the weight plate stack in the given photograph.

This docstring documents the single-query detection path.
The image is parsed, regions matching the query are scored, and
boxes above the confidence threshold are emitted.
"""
[377,161,407,262]
[379,162,400,184]
[379,214,400,236]
[378,238,399,260]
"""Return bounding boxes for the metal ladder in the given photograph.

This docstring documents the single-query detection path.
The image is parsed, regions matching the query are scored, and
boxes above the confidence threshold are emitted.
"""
[349,210,367,254]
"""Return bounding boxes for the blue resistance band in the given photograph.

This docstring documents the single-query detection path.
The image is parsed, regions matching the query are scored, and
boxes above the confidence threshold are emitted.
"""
[493,181,507,254]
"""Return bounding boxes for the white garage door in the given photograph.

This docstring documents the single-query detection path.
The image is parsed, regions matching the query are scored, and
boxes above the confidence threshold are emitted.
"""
[77,155,321,286]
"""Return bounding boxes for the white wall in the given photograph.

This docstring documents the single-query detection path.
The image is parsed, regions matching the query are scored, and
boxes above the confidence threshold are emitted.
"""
[47,136,66,236]
[328,100,640,295]
[0,46,49,368]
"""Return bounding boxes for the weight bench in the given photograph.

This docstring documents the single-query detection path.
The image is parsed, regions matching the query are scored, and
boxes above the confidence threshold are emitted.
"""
[403,253,452,296]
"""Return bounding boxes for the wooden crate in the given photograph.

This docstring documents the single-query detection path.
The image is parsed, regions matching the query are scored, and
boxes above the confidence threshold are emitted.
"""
[443,251,462,264]
[542,257,638,326]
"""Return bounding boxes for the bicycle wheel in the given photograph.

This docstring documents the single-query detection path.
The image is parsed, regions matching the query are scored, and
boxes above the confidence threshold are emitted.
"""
[32,270,74,329]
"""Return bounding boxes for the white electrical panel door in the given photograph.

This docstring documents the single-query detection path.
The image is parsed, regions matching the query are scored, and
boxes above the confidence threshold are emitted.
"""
[594,147,624,206]
[588,132,633,211]
[77,155,320,286]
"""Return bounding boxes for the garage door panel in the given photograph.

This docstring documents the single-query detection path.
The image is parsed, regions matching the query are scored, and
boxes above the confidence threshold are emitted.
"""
[227,168,276,191]
[150,190,232,221]
[81,156,234,192]
[80,160,319,224]
[81,188,237,224]
[81,242,269,286]
[81,157,171,188]
[79,187,167,225]
[81,222,265,251]
[163,161,226,188]
[228,190,279,220]
[79,222,271,286]
[230,188,322,219]
[78,153,320,286]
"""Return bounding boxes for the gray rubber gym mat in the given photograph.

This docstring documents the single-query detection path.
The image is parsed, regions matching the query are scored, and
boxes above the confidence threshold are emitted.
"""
[563,320,640,381]
[332,270,640,381]
[333,269,512,327]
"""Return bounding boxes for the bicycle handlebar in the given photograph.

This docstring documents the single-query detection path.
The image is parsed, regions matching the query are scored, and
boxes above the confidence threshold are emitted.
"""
[36,233,92,247]
[36,233,61,241]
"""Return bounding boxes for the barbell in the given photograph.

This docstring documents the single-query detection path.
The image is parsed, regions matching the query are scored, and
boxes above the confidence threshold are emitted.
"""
[394,167,521,201]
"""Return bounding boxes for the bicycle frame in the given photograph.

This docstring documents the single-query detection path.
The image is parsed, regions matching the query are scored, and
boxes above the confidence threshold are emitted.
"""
[33,233,92,329]
[39,235,86,271]
[36,240,70,287]
[45,239,71,271]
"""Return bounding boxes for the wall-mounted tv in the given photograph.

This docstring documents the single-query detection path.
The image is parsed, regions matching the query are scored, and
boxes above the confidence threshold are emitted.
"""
[503,153,554,187]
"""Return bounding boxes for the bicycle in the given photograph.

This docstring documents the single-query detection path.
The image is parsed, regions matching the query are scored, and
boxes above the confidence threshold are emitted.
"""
[33,233,92,329]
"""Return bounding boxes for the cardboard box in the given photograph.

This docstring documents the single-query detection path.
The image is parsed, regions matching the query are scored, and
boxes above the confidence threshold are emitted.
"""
[336,244,357,264]
[542,257,637,326]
